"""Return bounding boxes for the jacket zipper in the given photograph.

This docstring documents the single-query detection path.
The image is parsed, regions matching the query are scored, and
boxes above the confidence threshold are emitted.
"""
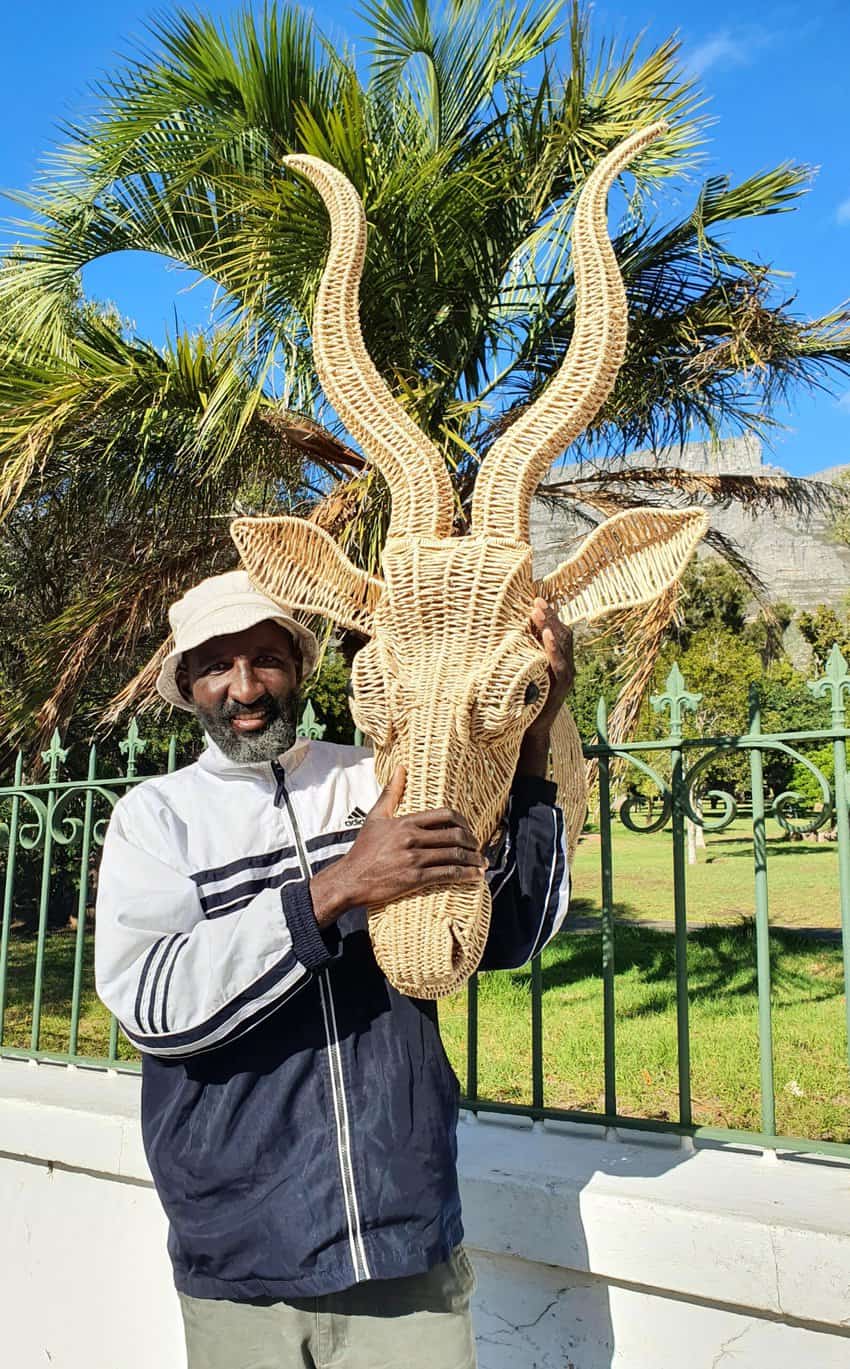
[271,761,371,1282]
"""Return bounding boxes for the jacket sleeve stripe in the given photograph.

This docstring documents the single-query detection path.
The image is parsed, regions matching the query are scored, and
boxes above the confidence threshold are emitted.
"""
[121,946,304,1054]
[190,843,296,887]
[202,841,359,919]
[304,827,360,854]
[160,935,190,1034]
[134,936,171,1032]
[486,801,515,898]
[146,932,183,1033]
[487,854,517,901]
[133,978,309,1060]
[529,806,568,960]
[200,864,301,914]
[189,816,362,889]
[196,835,359,915]
[548,813,571,941]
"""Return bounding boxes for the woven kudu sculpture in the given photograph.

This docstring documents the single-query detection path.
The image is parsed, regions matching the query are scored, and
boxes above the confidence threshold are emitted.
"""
[232,123,709,999]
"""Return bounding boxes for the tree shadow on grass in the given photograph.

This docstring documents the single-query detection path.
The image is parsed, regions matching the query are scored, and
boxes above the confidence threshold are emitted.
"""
[709,840,836,860]
[514,918,845,1018]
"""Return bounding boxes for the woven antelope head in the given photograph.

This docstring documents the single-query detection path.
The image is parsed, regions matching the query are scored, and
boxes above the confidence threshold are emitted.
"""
[232,124,708,999]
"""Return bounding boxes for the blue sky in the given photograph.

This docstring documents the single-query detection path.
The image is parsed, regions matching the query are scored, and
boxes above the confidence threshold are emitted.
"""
[1,0,848,476]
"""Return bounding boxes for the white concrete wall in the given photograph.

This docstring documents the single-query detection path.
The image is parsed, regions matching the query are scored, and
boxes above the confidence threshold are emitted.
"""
[1,1059,850,1369]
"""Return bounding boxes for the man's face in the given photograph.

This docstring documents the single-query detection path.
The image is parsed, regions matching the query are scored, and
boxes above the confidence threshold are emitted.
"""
[178,620,302,763]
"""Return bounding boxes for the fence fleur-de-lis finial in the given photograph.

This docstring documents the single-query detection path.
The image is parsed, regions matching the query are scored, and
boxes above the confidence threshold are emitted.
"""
[651,663,702,740]
[808,643,850,728]
[41,729,68,781]
[119,717,147,778]
[297,699,326,741]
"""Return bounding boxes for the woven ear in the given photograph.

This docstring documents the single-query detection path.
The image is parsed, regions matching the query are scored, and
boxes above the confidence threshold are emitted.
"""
[535,507,708,628]
[231,516,383,635]
[549,705,588,859]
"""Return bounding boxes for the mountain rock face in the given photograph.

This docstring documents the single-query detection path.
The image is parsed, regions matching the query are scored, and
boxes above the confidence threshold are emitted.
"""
[530,436,850,610]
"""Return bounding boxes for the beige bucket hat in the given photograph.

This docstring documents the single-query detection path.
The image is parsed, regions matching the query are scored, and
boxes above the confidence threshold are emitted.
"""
[156,570,320,711]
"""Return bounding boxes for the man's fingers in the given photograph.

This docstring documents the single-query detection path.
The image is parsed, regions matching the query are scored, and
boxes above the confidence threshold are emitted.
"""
[408,807,473,831]
[415,844,487,870]
[416,865,486,887]
[370,765,407,818]
[410,826,480,852]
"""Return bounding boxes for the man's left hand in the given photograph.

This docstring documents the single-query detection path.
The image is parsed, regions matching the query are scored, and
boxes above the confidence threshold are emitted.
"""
[517,598,575,777]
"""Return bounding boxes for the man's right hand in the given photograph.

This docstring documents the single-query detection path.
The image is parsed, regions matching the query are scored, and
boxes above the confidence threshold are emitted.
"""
[310,766,486,929]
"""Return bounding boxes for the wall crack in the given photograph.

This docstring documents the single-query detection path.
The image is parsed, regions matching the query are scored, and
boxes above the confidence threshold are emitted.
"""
[710,1324,751,1367]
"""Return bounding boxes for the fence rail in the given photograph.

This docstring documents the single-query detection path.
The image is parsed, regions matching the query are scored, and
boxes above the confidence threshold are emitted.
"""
[2,656,849,1158]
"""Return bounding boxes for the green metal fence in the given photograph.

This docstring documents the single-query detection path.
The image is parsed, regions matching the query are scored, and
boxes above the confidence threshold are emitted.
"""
[2,655,849,1158]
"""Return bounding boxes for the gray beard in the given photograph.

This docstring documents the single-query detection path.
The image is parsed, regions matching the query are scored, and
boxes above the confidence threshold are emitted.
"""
[197,696,299,764]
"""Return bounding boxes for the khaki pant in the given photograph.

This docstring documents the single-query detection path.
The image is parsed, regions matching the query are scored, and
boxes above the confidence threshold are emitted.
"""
[179,1248,477,1369]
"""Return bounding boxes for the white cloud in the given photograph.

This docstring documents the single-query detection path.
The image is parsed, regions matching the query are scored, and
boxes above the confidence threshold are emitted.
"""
[685,25,778,77]
[687,31,750,76]
[837,198,850,226]
[837,392,850,413]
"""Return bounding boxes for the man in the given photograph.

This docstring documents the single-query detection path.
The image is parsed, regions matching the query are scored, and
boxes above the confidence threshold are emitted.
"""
[95,568,573,1369]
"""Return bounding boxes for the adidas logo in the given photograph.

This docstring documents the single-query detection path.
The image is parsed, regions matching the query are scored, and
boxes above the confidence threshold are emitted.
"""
[344,807,367,829]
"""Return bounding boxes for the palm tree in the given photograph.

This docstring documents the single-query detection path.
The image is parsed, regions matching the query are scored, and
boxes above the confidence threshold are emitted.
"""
[1,0,848,745]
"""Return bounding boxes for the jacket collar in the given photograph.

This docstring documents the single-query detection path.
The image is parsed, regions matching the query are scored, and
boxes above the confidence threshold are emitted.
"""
[198,734,311,777]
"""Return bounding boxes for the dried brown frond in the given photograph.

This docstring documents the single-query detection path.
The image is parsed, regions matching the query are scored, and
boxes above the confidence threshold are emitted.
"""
[255,409,364,478]
[583,584,681,788]
[309,477,366,534]
[3,538,235,753]
[608,586,682,744]
[540,468,838,518]
[699,526,769,601]
[102,637,175,726]
[681,273,795,380]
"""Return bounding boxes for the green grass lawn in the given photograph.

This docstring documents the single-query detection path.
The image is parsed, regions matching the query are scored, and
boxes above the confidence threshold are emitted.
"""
[3,909,848,1143]
[570,816,843,929]
[439,922,849,1142]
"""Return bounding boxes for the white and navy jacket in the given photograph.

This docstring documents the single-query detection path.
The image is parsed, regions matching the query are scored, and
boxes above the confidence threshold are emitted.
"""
[95,737,570,1301]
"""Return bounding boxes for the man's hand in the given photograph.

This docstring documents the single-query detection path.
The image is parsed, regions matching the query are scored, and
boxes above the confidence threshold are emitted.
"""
[310,766,486,928]
[517,597,575,778]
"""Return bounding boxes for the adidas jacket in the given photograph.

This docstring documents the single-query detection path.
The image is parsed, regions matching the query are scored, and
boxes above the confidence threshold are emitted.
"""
[95,737,570,1300]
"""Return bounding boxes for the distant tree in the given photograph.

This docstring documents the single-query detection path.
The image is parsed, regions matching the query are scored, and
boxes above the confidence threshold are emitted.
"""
[797,605,850,669]
[302,649,357,745]
[671,560,750,647]
[787,744,835,814]
[569,644,620,742]
[827,470,850,547]
[629,625,760,795]
[743,600,794,665]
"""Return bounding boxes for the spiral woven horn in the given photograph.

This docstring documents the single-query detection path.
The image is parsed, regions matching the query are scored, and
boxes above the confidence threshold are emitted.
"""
[284,155,455,538]
[471,122,667,542]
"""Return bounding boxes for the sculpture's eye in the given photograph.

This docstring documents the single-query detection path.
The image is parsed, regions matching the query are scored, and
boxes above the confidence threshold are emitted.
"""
[459,632,550,743]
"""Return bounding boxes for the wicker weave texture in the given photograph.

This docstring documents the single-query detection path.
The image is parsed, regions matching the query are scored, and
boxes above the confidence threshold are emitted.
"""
[350,537,547,996]
[537,507,709,627]
[471,121,667,543]
[232,123,709,1000]
[284,155,454,540]
[231,515,382,636]
[549,703,588,858]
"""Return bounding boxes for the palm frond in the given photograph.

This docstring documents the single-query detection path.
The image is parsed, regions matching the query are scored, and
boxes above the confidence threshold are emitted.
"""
[1,0,847,740]
[1,535,233,751]
[541,467,840,519]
